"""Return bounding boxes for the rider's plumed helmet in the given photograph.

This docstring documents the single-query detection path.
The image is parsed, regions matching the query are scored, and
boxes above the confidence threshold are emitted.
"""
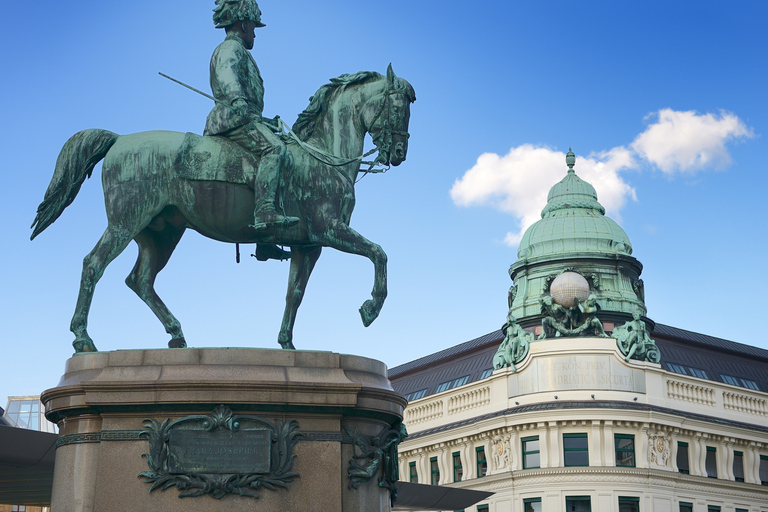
[213,0,266,29]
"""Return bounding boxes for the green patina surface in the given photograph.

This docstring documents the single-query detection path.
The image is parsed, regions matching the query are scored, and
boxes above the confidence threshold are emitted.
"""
[507,150,653,344]
[30,0,415,353]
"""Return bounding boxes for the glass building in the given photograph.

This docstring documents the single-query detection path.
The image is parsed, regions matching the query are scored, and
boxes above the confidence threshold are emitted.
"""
[3,396,56,434]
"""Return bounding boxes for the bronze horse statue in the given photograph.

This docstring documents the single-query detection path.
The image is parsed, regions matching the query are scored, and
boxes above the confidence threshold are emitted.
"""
[31,66,415,353]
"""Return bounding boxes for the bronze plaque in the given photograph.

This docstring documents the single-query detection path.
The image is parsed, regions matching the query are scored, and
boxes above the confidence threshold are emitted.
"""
[168,428,271,474]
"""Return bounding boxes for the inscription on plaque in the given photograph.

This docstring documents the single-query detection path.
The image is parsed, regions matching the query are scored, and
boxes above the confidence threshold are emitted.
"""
[168,429,271,474]
[509,355,646,396]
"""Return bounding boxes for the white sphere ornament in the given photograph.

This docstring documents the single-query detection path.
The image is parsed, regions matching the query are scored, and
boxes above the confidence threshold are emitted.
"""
[550,272,590,308]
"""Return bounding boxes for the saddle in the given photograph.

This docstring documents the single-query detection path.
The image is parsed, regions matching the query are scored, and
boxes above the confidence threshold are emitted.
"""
[174,132,258,188]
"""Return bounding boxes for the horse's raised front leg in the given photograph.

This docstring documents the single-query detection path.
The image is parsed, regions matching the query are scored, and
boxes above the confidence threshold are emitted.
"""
[317,222,387,327]
[71,226,133,353]
[278,246,322,349]
[125,226,187,348]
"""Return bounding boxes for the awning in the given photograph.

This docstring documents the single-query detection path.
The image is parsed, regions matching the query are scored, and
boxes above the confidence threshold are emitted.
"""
[393,481,494,511]
[0,425,56,506]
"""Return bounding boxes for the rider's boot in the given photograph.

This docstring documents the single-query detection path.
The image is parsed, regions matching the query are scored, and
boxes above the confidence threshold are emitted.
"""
[255,244,291,261]
[250,154,299,232]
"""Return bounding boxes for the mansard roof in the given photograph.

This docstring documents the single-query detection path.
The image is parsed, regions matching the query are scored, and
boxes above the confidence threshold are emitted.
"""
[388,323,768,401]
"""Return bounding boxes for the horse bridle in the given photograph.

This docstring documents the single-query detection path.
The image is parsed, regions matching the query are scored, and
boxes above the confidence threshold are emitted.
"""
[366,79,411,168]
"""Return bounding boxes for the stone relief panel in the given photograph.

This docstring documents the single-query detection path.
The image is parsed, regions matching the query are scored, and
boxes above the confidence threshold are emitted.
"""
[647,431,671,468]
[491,434,511,472]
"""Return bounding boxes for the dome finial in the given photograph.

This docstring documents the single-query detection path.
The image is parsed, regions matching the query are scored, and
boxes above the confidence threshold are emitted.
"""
[566,148,576,173]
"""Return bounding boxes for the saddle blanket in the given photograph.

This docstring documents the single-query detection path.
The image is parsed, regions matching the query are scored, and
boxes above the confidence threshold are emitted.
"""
[174,132,258,188]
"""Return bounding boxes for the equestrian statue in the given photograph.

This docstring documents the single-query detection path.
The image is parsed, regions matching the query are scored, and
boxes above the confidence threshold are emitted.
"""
[30,0,415,353]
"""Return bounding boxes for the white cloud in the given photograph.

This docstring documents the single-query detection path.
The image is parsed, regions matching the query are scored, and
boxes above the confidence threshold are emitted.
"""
[451,109,752,247]
[631,109,753,174]
[450,145,636,246]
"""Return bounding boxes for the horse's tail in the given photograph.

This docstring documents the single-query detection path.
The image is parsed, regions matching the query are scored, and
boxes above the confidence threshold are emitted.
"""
[30,129,119,240]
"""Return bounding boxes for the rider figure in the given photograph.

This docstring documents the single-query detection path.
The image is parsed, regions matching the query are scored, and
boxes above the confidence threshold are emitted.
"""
[205,0,298,260]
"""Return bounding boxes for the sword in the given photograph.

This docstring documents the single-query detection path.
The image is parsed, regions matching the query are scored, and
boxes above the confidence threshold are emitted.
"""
[158,72,229,107]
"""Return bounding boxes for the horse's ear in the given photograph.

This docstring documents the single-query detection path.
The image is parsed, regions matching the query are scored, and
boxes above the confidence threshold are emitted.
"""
[386,63,396,87]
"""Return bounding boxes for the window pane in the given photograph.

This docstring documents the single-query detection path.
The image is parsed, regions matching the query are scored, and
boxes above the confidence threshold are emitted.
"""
[733,451,744,481]
[524,498,542,512]
[619,497,639,512]
[563,435,588,450]
[453,452,463,482]
[476,448,487,477]
[436,382,451,393]
[679,503,693,512]
[522,437,540,469]
[615,435,635,467]
[453,376,469,388]
[677,442,689,474]
[759,455,768,484]
[480,369,494,379]
[705,447,717,478]
[564,434,589,467]
[566,496,591,511]
[409,462,417,483]
[430,457,439,485]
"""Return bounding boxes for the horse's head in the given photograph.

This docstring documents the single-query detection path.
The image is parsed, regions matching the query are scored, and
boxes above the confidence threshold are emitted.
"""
[365,64,416,167]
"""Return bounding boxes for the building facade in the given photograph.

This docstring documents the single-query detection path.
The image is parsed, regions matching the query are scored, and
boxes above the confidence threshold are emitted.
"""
[389,154,768,512]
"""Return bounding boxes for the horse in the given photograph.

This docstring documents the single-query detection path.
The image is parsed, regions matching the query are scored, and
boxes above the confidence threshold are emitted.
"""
[31,65,415,353]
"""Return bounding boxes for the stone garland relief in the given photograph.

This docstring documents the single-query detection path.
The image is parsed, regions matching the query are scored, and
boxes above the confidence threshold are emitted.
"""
[647,431,671,468]
[139,405,302,499]
[346,423,408,506]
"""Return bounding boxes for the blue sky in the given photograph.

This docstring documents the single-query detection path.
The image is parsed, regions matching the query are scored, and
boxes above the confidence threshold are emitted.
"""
[2,1,766,408]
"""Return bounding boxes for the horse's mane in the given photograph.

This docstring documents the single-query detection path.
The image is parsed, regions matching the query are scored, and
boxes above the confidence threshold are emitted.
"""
[292,71,416,140]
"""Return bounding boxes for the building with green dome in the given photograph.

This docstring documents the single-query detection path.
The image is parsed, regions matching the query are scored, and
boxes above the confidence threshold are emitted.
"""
[389,152,768,512]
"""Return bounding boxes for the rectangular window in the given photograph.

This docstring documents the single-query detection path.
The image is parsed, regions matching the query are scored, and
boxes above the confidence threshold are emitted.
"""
[453,451,463,482]
[524,498,542,512]
[476,447,487,477]
[563,433,589,467]
[410,389,427,400]
[722,374,740,386]
[677,442,690,474]
[668,363,687,375]
[741,378,759,390]
[409,461,417,483]
[436,381,451,393]
[480,368,494,379]
[619,497,640,512]
[615,434,636,467]
[760,455,768,485]
[688,367,708,379]
[736,509,749,512]
[477,506,489,512]
[679,503,693,512]
[430,456,439,485]
[453,375,470,388]
[522,436,540,469]
[708,506,721,512]
[705,446,717,478]
[566,496,591,511]
[733,450,744,482]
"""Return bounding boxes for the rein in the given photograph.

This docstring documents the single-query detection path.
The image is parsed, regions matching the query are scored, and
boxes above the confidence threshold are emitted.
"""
[280,78,410,185]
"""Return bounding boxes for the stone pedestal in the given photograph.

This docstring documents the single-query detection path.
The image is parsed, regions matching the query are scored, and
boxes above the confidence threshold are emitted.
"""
[41,348,405,512]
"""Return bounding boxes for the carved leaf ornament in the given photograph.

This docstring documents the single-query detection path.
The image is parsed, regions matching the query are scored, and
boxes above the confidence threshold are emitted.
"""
[139,405,302,499]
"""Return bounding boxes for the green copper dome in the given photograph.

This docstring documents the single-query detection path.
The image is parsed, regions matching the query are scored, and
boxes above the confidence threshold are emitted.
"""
[517,149,632,260]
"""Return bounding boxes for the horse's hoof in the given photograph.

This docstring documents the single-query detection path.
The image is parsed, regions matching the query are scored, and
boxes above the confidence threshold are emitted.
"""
[169,338,187,348]
[359,299,380,327]
[73,338,98,353]
[278,332,296,350]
